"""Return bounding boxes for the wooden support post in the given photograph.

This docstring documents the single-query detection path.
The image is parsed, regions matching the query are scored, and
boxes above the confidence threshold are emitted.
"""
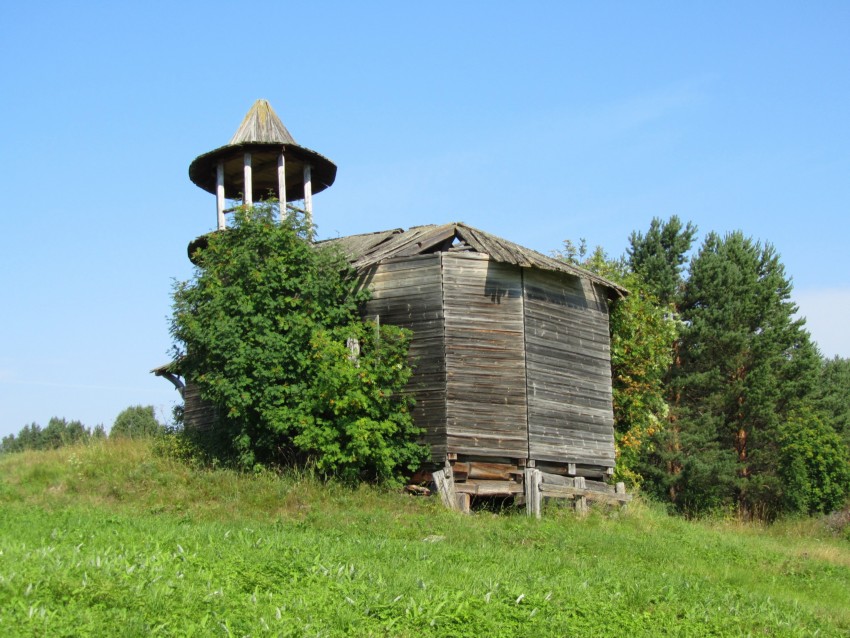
[243,152,253,206]
[574,476,588,516]
[433,469,459,511]
[524,468,542,519]
[277,152,286,218]
[216,162,225,230]
[567,463,576,476]
[303,164,313,229]
[615,482,628,511]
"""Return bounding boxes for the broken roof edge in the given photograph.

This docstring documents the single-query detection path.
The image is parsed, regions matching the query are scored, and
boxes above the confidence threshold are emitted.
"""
[320,222,628,296]
[151,360,182,376]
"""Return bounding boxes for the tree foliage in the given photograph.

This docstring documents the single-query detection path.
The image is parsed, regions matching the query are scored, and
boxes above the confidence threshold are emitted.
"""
[651,232,825,517]
[563,219,849,518]
[608,275,677,485]
[627,215,697,305]
[778,407,850,515]
[1,417,105,454]
[813,356,850,447]
[110,405,164,439]
[170,204,426,483]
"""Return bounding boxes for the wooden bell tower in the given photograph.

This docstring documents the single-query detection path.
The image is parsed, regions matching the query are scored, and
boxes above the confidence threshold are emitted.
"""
[188,99,337,230]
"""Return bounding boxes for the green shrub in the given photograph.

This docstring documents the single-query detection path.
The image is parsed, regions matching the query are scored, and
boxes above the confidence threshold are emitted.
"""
[170,203,426,483]
[110,405,164,439]
[779,408,850,515]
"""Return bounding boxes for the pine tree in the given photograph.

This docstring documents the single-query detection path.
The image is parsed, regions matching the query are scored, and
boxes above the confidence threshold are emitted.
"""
[814,356,850,446]
[621,217,697,495]
[627,216,697,306]
[665,231,821,517]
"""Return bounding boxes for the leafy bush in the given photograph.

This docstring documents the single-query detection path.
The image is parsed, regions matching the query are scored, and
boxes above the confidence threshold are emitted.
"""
[170,203,426,483]
[778,408,850,515]
[290,321,423,483]
[608,274,677,486]
[110,405,164,439]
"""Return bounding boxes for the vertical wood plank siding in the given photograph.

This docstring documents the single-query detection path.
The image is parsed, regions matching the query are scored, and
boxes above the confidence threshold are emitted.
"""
[523,269,616,466]
[360,254,448,462]
[183,381,218,432]
[442,254,529,458]
[346,233,617,471]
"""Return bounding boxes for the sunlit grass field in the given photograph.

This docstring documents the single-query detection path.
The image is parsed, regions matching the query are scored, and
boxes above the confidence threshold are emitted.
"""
[1,439,849,636]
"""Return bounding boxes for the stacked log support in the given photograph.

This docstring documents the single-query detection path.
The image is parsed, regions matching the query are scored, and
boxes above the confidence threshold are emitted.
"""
[536,471,631,510]
[428,456,631,516]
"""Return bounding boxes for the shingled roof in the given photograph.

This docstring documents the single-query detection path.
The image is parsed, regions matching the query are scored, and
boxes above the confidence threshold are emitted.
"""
[189,99,336,201]
[322,223,627,295]
[228,100,297,145]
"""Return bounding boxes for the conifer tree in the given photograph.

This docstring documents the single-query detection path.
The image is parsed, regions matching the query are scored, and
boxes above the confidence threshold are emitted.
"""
[663,231,821,516]
[814,356,850,446]
[627,216,697,305]
[620,216,697,493]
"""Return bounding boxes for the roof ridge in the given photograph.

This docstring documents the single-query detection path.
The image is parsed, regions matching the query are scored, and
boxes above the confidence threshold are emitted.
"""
[326,222,628,294]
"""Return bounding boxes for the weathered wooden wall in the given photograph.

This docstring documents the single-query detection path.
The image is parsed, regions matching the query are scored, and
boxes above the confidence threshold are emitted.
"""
[358,250,616,472]
[360,254,448,462]
[523,268,616,469]
[443,253,528,459]
[183,382,217,432]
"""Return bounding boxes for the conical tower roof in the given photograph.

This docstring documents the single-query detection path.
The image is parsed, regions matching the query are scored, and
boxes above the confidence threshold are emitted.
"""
[228,99,297,145]
[188,99,336,201]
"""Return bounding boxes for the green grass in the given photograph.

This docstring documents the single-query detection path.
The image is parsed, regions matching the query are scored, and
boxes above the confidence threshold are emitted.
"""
[1,440,849,636]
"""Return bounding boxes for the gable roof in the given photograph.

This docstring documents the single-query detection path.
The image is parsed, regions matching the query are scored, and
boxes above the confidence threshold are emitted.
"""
[322,222,627,295]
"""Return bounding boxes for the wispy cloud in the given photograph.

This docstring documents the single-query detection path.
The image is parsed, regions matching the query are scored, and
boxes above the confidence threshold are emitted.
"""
[519,75,714,149]
[579,79,711,138]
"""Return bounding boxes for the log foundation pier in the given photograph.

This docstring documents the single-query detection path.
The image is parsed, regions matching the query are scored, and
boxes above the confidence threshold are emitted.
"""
[427,457,630,516]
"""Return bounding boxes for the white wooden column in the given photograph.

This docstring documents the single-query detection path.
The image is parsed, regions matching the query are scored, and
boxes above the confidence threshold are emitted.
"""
[303,164,313,227]
[215,162,226,230]
[243,152,253,206]
[277,152,286,218]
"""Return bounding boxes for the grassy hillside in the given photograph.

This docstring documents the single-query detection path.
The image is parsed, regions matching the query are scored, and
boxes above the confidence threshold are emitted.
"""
[1,439,849,637]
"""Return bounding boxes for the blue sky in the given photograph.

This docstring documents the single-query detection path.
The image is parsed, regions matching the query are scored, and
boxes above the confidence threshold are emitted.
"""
[1,2,848,438]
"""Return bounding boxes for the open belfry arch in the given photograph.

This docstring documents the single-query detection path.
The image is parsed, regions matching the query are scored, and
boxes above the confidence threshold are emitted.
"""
[156,99,630,515]
[188,99,336,229]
